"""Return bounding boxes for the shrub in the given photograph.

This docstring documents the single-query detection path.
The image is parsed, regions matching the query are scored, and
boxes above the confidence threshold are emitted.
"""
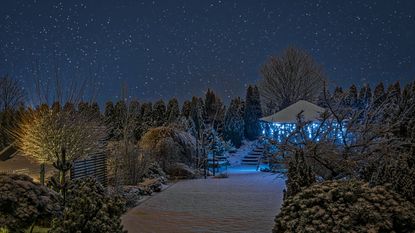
[0,173,59,233]
[274,180,415,233]
[139,127,196,171]
[49,177,126,233]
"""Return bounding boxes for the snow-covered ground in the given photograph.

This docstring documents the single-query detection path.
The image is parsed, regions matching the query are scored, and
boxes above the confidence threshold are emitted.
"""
[122,142,286,233]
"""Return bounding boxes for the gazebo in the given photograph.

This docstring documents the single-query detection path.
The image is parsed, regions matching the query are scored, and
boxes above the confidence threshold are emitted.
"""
[260,100,327,142]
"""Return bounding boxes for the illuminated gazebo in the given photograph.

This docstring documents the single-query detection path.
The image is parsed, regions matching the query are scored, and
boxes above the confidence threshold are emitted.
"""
[260,100,327,142]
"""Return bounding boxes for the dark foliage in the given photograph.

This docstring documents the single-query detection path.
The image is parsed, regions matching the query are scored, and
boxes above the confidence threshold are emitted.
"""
[223,97,245,147]
[0,174,59,233]
[274,180,415,233]
[244,85,262,140]
[50,177,126,233]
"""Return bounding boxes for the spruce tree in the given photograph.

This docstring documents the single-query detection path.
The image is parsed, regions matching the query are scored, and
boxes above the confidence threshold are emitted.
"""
[373,82,386,106]
[114,100,127,140]
[140,102,153,135]
[181,100,192,118]
[223,97,245,147]
[104,101,115,139]
[345,84,358,108]
[284,150,315,199]
[153,100,166,127]
[166,98,180,124]
[190,96,204,138]
[203,89,225,130]
[332,86,344,104]
[358,84,372,109]
[244,85,263,140]
[129,100,141,140]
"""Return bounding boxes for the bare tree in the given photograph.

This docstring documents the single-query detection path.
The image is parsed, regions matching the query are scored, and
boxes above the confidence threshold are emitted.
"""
[0,75,25,111]
[12,106,107,204]
[259,47,326,112]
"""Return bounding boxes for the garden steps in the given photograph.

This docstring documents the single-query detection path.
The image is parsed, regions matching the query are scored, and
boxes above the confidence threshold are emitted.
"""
[241,144,265,166]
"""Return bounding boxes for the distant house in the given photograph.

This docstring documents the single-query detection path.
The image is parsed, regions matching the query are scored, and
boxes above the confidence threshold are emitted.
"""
[260,100,346,143]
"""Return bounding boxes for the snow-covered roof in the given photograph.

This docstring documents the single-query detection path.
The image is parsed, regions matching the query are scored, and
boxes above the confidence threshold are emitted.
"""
[260,100,325,123]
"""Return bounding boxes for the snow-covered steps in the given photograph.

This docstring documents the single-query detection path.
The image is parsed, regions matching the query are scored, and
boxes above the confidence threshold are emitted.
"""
[241,144,264,166]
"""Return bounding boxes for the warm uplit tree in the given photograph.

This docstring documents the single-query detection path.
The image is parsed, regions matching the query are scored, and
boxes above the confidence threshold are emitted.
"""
[12,105,107,203]
[259,47,326,112]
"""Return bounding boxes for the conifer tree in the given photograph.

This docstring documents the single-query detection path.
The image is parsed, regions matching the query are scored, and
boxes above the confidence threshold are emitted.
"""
[129,100,141,140]
[244,85,262,140]
[153,100,166,127]
[284,150,315,199]
[332,86,344,104]
[104,101,115,139]
[190,96,204,138]
[345,84,358,108]
[181,100,192,118]
[203,89,225,130]
[114,100,127,140]
[358,84,372,109]
[223,97,245,147]
[166,98,180,124]
[373,82,386,106]
[140,102,153,135]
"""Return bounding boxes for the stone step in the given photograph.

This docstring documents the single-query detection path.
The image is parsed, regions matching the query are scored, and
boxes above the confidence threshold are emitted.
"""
[242,159,259,163]
[244,155,260,159]
[249,151,263,155]
[241,162,259,165]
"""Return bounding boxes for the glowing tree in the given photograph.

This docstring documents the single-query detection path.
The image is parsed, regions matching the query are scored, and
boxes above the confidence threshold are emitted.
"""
[12,105,107,204]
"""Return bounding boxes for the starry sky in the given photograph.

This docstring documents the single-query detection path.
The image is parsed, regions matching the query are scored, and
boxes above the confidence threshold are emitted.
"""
[1,0,414,104]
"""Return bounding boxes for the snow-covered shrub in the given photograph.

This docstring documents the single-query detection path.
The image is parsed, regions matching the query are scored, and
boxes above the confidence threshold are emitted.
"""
[50,177,126,233]
[0,173,60,232]
[273,180,415,233]
[139,126,197,171]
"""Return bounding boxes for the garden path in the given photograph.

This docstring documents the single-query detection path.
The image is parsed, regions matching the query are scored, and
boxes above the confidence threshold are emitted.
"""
[122,165,285,233]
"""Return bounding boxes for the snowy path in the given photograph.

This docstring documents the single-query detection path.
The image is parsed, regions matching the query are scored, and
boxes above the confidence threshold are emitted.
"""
[122,166,285,233]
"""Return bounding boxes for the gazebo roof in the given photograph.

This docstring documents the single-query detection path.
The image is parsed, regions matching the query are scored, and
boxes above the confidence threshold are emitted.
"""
[260,100,325,123]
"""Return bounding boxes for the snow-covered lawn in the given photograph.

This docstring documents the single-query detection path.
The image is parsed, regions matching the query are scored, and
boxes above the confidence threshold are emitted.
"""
[122,143,285,233]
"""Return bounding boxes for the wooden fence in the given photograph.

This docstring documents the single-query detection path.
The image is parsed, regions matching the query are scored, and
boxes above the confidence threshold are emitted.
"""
[70,152,107,187]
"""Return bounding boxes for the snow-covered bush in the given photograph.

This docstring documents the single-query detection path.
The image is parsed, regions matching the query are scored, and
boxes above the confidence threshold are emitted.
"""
[0,173,60,232]
[273,180,415,233]
[139,126,197,171]
[50,177,126,233]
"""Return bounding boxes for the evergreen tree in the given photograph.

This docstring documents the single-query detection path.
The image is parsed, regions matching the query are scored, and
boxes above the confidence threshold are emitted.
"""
[63,102,75,113]
[90,102,101,119]
[140,102,153,135]
[51,101,61,112]
[332,86,344,104]
[284,150,315,199]
[244,85,263,140]
[223,97,245,147]
[190,96,204,139]
[152,100,166,127]
[104,101,115,139]
[358,84,372,109]
[78,101,89,113]
[345,84,358,108]
[203,89,225,130]
[166,98,180,124]
[114,100,128,139]
[181,100,192,118]
[373,82,386,106]
[129,100,141,140]
[316,89,330,108]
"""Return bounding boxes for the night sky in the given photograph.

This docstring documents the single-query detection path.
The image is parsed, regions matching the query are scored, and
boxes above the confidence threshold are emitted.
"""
[1,0,414,104]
